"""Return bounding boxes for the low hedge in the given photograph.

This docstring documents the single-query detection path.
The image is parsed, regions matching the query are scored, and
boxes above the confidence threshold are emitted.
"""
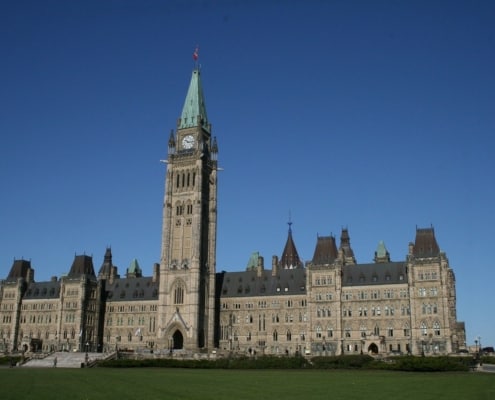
[382,356,471,372]
[99,355,310,369]
[311,354,375,369]
[0,356,21,366]
[98,354,472,372]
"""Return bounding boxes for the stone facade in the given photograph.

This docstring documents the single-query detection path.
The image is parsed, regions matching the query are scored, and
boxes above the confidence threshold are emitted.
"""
[0,68,466,356]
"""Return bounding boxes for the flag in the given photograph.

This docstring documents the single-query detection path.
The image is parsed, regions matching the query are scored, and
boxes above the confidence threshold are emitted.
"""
[192,46,199,61]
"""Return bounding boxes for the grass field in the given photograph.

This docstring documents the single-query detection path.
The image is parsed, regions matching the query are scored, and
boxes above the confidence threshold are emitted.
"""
[0,368,494,400]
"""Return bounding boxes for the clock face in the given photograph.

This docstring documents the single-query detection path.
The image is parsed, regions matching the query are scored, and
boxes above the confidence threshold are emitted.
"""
[182,134,195,149]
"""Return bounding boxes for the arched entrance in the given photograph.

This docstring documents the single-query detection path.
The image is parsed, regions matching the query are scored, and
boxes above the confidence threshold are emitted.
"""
[172,330,183,350]
[368,343,379,354]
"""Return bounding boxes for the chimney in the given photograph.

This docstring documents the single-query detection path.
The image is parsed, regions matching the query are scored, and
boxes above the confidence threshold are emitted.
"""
[153,263,160,282]
[272,255,278,277]
[257,256,264,278]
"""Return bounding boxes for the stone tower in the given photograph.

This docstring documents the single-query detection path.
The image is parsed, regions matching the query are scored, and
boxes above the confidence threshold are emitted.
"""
[158,68,218,352]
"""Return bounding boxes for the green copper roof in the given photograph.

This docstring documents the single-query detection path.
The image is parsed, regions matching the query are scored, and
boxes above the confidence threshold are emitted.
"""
[179,69,209,131]
[376,241,388,258]
[246,252,260,271]
[127,258,142,275]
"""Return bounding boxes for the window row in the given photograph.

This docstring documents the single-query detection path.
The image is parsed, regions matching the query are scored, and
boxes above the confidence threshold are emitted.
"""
[175,170,196,189]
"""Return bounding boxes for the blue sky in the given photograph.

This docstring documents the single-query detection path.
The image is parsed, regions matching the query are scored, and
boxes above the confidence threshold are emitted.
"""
[1,0,494,348]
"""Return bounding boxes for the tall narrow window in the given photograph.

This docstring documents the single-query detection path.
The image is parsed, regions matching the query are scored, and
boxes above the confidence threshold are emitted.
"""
[174,282,185,304]
[433,321,441,336]
[421,322,428,336]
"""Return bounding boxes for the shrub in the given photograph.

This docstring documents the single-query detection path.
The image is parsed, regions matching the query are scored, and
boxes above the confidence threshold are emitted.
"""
[382,356,470,372]
[311,355,374,369]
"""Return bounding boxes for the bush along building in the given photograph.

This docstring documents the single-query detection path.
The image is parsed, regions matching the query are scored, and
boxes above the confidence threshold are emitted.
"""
[0,67,466,357]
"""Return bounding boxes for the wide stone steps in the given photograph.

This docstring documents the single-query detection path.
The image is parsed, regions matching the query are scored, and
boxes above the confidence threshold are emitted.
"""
[22,351,109,368]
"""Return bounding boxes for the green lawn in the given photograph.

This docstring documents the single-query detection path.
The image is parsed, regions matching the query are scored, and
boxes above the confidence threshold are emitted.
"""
[0,368,493,400]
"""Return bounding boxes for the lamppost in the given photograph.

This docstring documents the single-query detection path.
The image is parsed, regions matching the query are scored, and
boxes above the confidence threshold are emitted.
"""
[475,339,478,354]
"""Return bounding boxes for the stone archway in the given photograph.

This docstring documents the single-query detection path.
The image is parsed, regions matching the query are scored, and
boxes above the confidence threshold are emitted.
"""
[368,343,379,354]
[172,330,183,350]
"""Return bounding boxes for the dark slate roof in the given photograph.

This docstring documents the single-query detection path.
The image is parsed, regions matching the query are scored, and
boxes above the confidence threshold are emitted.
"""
[24,280,61,299]
[339,228,355,259]
[342,262,408,287]
[312,235,338,264]
[219,268,307,298]
[279,226,303,269]
[98,247,114,277]
[413,227,440,258]
[68,255,96,278]
[105,276,159,302]
[6,259,31,282]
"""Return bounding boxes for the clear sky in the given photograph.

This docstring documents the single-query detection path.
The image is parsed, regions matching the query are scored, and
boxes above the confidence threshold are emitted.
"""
[1,0,494,348]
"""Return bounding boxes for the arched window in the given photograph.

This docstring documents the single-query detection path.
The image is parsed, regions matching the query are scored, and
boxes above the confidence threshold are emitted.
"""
[286,330,292,341]
[316,325,322,338]
[433,321,441,336]
[174,281,185,304]
[273,330,278,341]
[421,322,428,336]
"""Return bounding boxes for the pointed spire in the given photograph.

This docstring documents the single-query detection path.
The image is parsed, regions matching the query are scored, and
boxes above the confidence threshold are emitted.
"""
[98,247,114,280]
[168,129,176,155]
[280,221,303,269]
[178,69,209,132]
[374,240,391,263]
[211,136,218,160]
[126,258,142,278]
[339,228,356,265]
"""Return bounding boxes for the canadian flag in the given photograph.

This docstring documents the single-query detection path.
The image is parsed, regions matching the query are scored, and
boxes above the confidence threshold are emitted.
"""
[192,46,199,61]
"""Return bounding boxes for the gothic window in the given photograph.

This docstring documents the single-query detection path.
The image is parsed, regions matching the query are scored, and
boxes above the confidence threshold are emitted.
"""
[174,282,185,304]
[433,321,441,336]
[403,323,410,337]
[421,322,428,336]
[286,330,292,341]
[388,327,394,337]
[273,330,278,341]
[327,326,334,338]
[345,328,351,338]
[360,326,366,338]
[315,325,322,338]
[374,325,380,336]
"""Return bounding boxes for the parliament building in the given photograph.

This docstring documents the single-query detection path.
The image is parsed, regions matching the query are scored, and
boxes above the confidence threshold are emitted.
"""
[0,68,466,357]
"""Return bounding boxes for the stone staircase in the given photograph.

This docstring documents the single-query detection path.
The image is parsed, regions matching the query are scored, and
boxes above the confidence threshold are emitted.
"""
[22,351,112,368]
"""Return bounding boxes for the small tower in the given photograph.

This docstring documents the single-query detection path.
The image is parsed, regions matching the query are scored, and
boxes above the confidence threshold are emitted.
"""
[339,228,356,265]
[279,221,303,269]
[374,241,391,263]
